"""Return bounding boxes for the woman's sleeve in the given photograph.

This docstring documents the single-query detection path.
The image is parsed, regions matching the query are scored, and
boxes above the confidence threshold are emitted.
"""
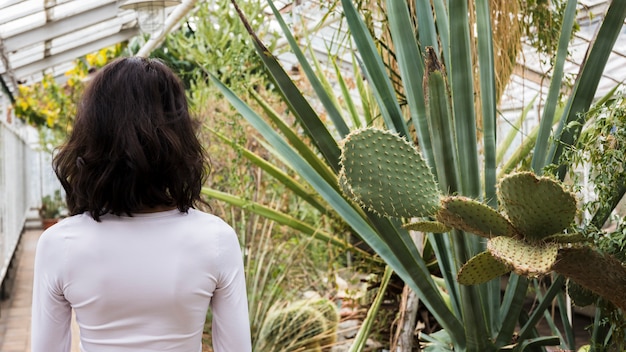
[31,231,72,352]
[210,227,252,352]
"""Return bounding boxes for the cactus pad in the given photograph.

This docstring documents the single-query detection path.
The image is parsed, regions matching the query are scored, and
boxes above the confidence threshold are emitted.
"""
[403,220,451,233]
[487,236,558,277]
[544,232,588,244]
[552,247,626,311]
[567,279,598,307]
[436,196,516,238]
[339,128,441,218]
[497,172,577,243]
[338,169,356,200]
[457,251,512,285]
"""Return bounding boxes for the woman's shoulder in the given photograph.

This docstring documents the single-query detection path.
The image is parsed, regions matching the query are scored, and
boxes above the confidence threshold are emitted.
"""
[40,213,94,235]
[36,213,94,250]
[184,209,237,237]
[186,208,229,225]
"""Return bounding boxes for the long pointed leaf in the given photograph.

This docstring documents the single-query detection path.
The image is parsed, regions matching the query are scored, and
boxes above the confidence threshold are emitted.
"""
[531,0,578,174]
[432,0,450,65]
[201,188,368,256]
[341,0,410,137]
[476,0,500,333]
[518,275,567,341]
[446,2,489,349]
[348,266,393,352]
[331,57,362,129]
[413,0,439,54]
[230,0,341,172]
[352,51,375,125]
[496,275,530,347]
[266,0,350,138]
[476,0,497,205]
[249,89,338,187]
[386,0,435,170]
[208,128,330,214]
[448,0,480,198]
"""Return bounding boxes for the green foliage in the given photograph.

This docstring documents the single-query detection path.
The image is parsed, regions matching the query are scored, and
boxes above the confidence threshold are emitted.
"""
[566,92,626,253]
[13,45,124,133]
[39,190,66,219]
[519,0,578,60]
[152,0,273,96]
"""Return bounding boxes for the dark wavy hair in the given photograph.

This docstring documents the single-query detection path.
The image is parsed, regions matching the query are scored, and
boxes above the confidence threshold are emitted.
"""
[53,57,208,221]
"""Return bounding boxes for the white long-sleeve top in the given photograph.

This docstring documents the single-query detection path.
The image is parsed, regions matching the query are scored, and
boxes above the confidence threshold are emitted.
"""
[31,208,251,352]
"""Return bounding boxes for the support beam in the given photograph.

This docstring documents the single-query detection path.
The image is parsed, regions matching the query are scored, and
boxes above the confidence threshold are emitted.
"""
[0,38,19,95]
[0,0,117,26]
[3,3,126,53]
[0,1,42,25]
[13,28,139,80]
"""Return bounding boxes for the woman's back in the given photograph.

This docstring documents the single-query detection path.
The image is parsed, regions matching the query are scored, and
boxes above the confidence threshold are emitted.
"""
[32,209,250,352]
[31,57,251,352]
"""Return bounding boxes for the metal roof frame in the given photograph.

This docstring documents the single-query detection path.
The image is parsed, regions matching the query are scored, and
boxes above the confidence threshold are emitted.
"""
[1,0,625,108]
[0,0,141,97]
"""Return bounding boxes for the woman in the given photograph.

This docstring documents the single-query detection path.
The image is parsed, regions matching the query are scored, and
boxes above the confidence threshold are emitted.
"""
[31,57,251,352]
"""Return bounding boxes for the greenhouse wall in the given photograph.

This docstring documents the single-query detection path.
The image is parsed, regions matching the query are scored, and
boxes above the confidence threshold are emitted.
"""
[0,94,42,290]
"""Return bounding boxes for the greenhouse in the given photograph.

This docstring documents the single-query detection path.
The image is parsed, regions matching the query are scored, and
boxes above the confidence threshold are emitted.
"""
[1,0,626,351]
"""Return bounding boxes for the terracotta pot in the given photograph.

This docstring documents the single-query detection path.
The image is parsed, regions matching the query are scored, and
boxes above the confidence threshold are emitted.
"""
[42,218,59,230]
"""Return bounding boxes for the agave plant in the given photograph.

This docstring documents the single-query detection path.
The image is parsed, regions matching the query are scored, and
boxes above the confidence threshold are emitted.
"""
[202,0,626,350]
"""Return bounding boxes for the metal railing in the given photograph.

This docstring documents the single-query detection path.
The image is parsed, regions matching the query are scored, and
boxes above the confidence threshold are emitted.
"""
[0,91,63,291]
[0,118,34,284]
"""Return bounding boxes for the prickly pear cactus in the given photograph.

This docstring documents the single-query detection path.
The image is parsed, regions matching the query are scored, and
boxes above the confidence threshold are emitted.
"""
[566,279,598,307]
[552,247,626,311]
[447,172,577,285]
[338,130,626,310]
[457,251,512,285]
[487,236,559,277]
[307,298,339,347]
[436,196,517,238]
[339,128,441,218]
[497,172,577,243]
[403,220,451,233]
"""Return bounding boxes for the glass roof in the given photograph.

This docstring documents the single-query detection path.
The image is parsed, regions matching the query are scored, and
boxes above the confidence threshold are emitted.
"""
[501,1,626,112]
[1,0,625,109]
[0,0,140,94]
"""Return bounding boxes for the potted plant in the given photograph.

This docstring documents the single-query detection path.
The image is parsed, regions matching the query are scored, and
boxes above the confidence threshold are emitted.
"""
[39,190,66,229]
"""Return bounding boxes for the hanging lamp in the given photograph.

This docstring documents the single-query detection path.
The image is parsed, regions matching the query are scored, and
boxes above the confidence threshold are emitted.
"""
[118,0,181,36]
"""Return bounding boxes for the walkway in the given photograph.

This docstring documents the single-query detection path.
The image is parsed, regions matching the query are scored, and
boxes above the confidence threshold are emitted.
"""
[0,228,80,352]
